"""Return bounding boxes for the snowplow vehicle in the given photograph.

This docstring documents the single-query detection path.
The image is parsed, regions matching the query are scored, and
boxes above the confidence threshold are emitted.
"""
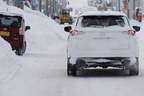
[60,9,72,24]
[0,12,30,56]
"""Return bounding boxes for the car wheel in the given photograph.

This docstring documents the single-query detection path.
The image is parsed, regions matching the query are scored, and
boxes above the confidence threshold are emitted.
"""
[22,41,26,53]
[67,64,71,76]
[67,61,77,76]
[15,49,23,56]
[129,58,139,76]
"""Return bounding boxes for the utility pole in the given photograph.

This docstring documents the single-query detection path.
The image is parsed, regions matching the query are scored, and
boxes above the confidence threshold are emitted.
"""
[48,0,50,17]
[119,0,120,11]
[133,0,135,19]
[53,0,55,16]
[39,0,42,12]
[50,0,52,17]
[55,0,56,15]
[17,0,21,8]
[103,0,106,11]
[6,0,9,5]
[46,0,48,16]
[127,0,129,18]
[17,0,24,10]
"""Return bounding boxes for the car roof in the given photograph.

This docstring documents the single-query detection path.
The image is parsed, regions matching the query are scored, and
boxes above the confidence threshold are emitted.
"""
[0,12,24,19]
[79,11,127,17]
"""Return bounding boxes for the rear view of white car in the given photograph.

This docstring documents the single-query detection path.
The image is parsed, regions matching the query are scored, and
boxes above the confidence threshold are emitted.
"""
[64,11,140,76]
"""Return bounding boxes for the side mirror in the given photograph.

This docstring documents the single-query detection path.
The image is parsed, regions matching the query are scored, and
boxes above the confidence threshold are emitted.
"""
[25,26,30,31]
[133,26,140,32]
[64,26,72,32]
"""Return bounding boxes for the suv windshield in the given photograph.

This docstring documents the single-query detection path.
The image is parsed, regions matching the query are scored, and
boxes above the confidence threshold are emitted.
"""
[61,9,69,15]
[77,16,129,28]
[0,15,22,28]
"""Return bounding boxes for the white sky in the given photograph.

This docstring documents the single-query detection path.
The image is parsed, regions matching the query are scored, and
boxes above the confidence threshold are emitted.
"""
[1,1,144,96]
[66,0,88,15]
[68,0,88,8]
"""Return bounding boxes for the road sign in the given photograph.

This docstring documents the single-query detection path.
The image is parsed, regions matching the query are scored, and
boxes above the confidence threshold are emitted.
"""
[68,7,73,12]
[124,0,127,10]
[19,0,26,1]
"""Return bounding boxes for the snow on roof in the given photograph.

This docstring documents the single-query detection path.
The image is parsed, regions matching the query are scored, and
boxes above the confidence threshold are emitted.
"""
[0,2,25,19]
[0,12,24,18]
[80,11,127,17]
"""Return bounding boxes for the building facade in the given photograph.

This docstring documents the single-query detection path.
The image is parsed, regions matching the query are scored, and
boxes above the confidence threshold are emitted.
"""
[142,0,144,19]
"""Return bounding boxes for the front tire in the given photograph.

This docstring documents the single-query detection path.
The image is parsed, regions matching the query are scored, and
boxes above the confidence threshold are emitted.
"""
[15,49,23,56]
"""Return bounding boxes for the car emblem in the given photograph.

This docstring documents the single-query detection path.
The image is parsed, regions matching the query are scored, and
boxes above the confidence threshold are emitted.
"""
[100,32,106,37]
[3,28,7,30]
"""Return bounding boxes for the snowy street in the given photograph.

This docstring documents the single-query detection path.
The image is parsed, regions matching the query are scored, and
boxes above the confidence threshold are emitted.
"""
[1,0,144,96]
[1,41,67,96]
[1,38,144,96]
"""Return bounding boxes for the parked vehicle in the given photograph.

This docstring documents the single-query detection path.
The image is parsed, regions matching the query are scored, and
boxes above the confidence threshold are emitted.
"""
[0,12,30,56]
[64,11,140,76]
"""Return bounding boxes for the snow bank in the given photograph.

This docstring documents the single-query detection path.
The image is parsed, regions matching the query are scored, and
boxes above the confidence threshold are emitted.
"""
[0,1,24,82]
[0,0,67,53]
[0,0,7,12]
[24,6,47,18]
[0,0,67,82]
[0,37,23,82]
[23,6,67,52]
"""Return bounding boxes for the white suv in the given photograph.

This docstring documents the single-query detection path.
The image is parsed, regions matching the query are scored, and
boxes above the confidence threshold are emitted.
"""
[64,11,140,76]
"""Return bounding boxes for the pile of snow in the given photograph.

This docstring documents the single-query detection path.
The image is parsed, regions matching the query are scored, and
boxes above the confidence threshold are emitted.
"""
[0,0,67,82]
[0,0,24,83]
[0,0,7,12]
[23,6,67,52]
[0,1,67,53]
[0,37,23,82]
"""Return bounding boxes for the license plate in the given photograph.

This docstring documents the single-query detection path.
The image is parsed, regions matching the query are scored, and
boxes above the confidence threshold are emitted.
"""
[0,31,10,36]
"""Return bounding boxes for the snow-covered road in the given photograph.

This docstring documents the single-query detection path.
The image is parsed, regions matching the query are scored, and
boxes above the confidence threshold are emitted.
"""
[1,1,144,95]
[1,39,144,96]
